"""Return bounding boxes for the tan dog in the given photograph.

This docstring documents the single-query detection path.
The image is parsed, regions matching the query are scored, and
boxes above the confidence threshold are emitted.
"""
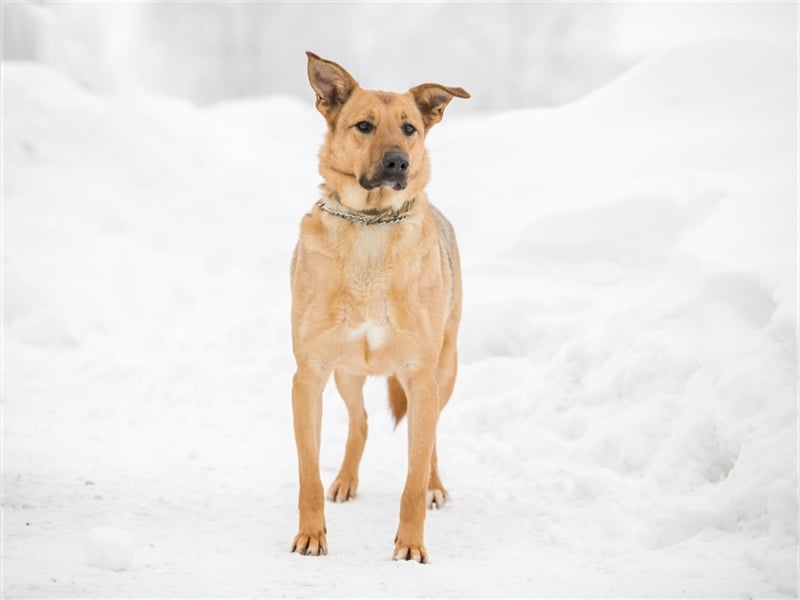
[290,52,468,563]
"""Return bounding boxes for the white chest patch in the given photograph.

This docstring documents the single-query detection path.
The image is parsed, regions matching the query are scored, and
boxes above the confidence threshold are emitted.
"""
[348,321,388,350]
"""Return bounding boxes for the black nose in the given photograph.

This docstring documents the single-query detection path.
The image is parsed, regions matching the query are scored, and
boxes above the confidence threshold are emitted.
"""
[382,151,409,175]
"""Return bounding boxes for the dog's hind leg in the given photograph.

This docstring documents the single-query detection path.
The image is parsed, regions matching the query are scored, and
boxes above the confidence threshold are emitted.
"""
[427,444,448,509]
[327,370,367,502]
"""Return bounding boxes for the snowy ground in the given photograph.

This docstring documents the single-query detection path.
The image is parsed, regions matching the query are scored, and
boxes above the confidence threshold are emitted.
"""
[3,39,798,597]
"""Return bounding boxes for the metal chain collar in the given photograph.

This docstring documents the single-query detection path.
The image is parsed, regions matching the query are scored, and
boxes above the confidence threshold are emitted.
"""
[316,193,416,225]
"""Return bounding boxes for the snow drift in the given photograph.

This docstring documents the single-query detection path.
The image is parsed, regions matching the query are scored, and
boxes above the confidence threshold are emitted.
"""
[3,39,797,597]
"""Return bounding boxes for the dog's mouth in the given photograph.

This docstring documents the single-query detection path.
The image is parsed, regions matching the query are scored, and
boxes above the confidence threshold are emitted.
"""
[358,175,407,191]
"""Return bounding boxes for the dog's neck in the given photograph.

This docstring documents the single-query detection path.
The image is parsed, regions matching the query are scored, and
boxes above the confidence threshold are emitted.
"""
[322,179,416,211]
[317,189,416,225]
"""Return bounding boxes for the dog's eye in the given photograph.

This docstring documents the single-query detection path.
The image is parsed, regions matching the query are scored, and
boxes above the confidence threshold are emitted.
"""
[402,123,417,136]
[355,121,374,133]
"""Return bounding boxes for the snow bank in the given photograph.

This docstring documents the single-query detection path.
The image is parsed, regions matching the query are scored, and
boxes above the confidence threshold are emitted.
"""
[442,39,797,596]
[4,39,797,597]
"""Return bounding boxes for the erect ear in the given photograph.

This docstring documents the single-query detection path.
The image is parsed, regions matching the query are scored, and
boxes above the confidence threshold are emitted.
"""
[306,51,359,124]
[410,83,470,130]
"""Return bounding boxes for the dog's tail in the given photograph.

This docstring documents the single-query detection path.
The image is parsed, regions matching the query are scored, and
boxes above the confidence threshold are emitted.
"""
[387,376,407,425]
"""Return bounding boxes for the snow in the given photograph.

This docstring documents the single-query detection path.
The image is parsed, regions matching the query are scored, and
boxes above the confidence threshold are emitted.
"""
[3,39,798,597]
[84,527,135,572]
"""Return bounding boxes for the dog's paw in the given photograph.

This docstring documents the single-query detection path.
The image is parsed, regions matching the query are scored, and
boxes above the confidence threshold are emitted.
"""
[392,541,428,564]
[291,530,328,556]
[327,476,358,503]
[427,488,447,509]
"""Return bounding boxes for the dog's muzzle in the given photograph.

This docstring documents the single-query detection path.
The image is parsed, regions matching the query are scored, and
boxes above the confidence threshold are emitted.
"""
[359,151,409,191]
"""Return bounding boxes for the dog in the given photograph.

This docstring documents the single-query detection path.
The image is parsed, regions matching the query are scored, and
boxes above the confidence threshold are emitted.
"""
[290,51,469,563]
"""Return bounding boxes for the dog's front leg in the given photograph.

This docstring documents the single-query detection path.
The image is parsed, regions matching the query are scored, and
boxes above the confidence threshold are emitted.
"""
[291,365,330,556]
[393,369,439,563]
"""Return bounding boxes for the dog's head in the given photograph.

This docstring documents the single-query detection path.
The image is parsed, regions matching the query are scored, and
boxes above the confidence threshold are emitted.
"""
[306,52,469,211]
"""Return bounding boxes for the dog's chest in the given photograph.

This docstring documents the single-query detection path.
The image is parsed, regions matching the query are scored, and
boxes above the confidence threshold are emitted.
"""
[333,233,407,373]
[347,319,388,350]
[339,266,394,346]
[335,282,398,374]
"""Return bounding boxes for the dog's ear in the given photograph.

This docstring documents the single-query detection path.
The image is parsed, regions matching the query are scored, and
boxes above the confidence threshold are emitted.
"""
[410,83,470,130]
[306,51,358,123]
